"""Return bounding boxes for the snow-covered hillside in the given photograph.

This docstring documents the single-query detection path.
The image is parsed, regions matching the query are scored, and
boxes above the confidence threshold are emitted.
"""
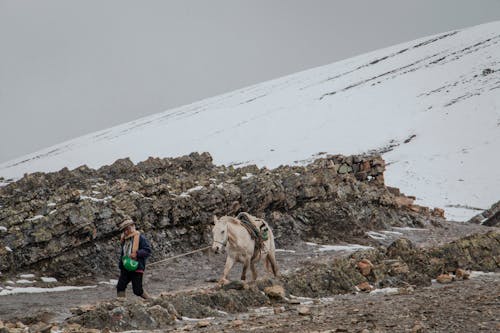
[1,22,499,221]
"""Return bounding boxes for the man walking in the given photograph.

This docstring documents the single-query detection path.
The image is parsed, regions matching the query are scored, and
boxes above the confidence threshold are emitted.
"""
[116,217,152,299]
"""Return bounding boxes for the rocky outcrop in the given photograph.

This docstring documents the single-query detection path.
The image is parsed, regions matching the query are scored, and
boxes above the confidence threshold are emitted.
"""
[0,152,441,280]
[468,199,500,226]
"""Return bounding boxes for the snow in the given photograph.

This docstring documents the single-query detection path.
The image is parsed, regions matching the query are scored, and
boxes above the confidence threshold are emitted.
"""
[275,249,296,253]
[306,242,372,252]
[181,316,215,322]
[26,215,44,222]
[41,277,58,283]
[1,22,499,221]
[369,287,400,295]
[15,279,35,284]
[98,279,118,285]
[186,185,204,193]
[317,244,373,252]
[241,173,254,180]
[0,285,96,296]
[79,195,112,203]
[391,227,428,231]
[5,246,12,252]
[0,226,7,232]
[366,231,388,240]
[19,274,35,278]
[469,271,500,279]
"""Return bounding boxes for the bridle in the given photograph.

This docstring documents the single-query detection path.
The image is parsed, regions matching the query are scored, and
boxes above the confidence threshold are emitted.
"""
[212,223,228,248]
[213,239,227,247]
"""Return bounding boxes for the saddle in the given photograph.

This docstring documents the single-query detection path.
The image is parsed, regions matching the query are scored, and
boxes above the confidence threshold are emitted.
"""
[236,212,266,260]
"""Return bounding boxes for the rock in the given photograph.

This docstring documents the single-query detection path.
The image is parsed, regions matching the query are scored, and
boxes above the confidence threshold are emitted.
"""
[431,207,445,218]
[28,323,52,333]
[389,261,410,275]
[455,268,470,280]
[411,322,425,333]
[297,306,311,315]
[232,319,244,327]
[222,280,247,290]
[274,306,286,314]
[436,274,454,284]
[394,196,414,207]
[196,320,211,328]
[356,282,374,292]
[357,259,374,276]
[264,285,286,299]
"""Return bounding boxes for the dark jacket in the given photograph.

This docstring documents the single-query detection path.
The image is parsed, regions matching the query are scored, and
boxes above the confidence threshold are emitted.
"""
[119,233,152,272]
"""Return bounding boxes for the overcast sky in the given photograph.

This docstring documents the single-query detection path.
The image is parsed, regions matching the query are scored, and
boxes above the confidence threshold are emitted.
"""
[1,0,500,163]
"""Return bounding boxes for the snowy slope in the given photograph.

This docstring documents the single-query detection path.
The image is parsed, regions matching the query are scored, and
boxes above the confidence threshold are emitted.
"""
[1,21,499,221]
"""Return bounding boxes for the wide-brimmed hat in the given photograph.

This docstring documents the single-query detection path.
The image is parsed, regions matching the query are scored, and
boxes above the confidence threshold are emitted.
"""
[118,219,135,231]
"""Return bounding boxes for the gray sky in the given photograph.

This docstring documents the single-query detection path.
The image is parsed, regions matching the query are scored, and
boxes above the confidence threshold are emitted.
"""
[1,0,500,163]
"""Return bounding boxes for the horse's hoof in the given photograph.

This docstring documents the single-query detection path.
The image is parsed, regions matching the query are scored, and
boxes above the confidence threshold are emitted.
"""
[218,279,229,286]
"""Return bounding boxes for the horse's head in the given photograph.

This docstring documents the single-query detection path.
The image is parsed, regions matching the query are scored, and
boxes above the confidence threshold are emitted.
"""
[211,215,228,254]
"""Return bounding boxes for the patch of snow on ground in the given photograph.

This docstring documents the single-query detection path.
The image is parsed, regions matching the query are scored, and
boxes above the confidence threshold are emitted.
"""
[186,185,204,193]
[15,280,35,284]
[98,279,118,285]
[366,231,387,240]
[253,307,275,316]
[391,227,428,231]
[0,285,97,296]
[317,244,373,252]
[275,249,296,253]
[241,173,254,180]
[41,277,58,283]
[5,247,12,252]
[79,195,112,203]
[469,271,500,279]
[181,316,215,322]
[19,274,35,278]
[369,288,400,295]
[380,230,403,236]
[0,226,7,232]
[26,215,44,222]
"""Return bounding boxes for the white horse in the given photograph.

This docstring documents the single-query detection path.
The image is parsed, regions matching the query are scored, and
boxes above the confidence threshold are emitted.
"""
[211,214,279,284]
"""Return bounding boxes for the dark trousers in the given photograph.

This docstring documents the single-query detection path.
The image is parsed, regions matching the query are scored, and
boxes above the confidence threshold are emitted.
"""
[116,269,144,296]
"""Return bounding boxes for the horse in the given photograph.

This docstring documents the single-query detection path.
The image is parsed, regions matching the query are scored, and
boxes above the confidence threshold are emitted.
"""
[211,213,279,284]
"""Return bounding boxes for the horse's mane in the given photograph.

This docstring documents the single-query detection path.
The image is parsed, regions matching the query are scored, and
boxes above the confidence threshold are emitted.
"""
[219,216,240,225]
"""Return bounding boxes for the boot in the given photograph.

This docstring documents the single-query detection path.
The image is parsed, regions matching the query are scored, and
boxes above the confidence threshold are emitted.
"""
[117,291,126,298]
[140,291,150,299]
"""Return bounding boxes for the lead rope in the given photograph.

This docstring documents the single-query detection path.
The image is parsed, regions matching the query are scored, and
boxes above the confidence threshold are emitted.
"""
[147,245,212,268]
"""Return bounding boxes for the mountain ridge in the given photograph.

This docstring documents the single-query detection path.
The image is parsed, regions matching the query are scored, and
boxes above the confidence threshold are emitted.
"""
[1,21,499,221]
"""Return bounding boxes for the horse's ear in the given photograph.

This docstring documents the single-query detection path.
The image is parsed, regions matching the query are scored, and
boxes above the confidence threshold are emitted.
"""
[212,215,218,225]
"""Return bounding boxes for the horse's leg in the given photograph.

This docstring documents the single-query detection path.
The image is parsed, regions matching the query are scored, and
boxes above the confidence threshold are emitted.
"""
[267,251,280,277]
[241,258,250,280]
[219,255,235,285]
[250,260,258,281]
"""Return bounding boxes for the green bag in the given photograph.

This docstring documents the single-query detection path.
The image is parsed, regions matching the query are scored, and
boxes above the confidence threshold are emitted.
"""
[122,255,139,271]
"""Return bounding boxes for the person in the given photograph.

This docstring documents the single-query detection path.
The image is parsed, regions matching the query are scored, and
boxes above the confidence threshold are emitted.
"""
[116,218,152,299]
